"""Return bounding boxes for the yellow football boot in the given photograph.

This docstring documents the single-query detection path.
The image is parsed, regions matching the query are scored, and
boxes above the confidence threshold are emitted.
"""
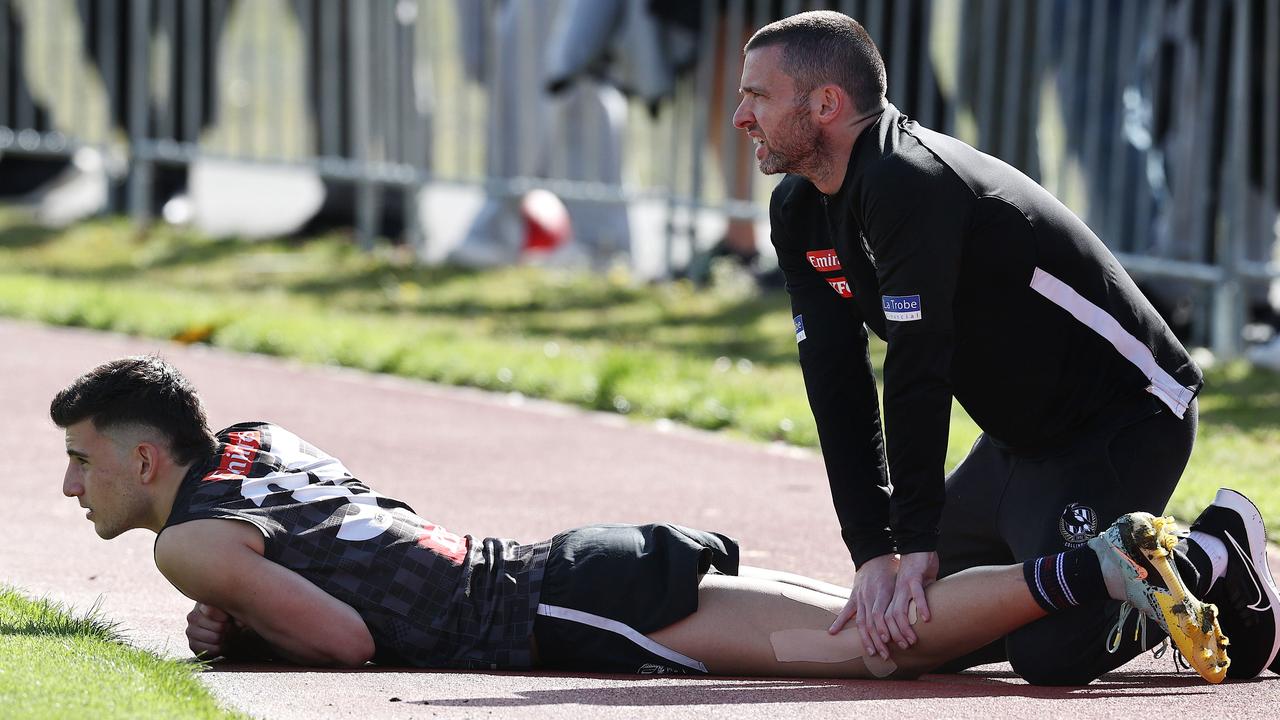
[1088,512,1230,683]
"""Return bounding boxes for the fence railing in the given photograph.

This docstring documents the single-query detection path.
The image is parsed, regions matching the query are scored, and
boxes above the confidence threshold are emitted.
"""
[1,0,1276,357]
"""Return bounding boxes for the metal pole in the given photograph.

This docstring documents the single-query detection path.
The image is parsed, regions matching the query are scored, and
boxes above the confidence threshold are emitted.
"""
[999,0,1028,163]
[320,0,339,158]
[252,1,268,158]
[1105,0,1141,252]
[721,0,745,209]
[1213,0,1249,358]
[1265,0,1279,238]
[182,0,199,145]
[156,0,175,140]
[350,0,376,249]
[1027,0,1054,184]
[888,0,911,115]
[917,0,938,129]
[14,1,32,132]
[975,0,1000,152]
[1130,0,1164,260]
[128,0,153,225]
[400,0,426,252]
[100,0,121,208]
[296,0,313,162]
[686,0,717,263]
[1054,0,1084,200]
[1082,0,1111,233]
[0,2,9,127]
[57,0,75,139]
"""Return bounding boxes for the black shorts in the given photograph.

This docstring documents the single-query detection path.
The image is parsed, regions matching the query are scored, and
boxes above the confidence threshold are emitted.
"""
[531,523,739,675]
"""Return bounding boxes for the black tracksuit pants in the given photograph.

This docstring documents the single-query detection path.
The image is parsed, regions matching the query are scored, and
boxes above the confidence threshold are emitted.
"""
[934,391,1199,685]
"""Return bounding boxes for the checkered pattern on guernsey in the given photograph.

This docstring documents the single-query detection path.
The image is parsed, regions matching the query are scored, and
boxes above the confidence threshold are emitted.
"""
[164,422,550,669]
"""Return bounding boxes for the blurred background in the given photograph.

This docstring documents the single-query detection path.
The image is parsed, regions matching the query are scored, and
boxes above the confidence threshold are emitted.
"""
[1,0,1278,358]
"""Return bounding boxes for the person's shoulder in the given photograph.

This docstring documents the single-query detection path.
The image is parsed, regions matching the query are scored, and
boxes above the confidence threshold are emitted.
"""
[156,518,266,572]
[859,129,970,209]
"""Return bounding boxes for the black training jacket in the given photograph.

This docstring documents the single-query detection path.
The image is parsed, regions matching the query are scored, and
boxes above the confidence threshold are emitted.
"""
[771,104,1201,566]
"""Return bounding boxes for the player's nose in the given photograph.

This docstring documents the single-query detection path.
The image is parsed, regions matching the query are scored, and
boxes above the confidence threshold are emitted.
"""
[732,100,753,130]
[63,465,83,497]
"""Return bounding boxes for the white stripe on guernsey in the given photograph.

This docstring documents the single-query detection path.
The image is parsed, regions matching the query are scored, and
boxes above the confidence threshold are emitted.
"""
[1056,554,1078,607]
[1033,560,1056,610]
[536,604,708,673]
[1029,268,1196,419]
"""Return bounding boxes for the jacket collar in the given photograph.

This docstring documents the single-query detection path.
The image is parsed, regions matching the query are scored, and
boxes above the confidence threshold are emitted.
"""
[825,102,899,215]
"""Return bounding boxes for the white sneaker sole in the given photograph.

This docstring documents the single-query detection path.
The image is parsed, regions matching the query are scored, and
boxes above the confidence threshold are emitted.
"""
[1213,488,1280,670]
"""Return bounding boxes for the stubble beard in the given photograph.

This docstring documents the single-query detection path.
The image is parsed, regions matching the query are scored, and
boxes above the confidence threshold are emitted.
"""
[756,101,830,181]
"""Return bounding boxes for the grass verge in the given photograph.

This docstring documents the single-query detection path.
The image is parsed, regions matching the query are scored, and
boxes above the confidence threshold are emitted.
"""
[0,208,1277,530]
[0,586,242,719]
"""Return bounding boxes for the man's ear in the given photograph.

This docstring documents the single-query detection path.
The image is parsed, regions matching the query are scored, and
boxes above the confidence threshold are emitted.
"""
[135,442,160,484]
[814,84,846,125]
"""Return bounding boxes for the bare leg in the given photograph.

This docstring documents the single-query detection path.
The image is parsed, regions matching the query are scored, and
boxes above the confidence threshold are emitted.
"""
[737,565,850,599]
[648,565,1044,679]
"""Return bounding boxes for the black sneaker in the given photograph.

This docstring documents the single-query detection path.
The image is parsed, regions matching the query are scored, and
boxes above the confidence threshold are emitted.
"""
[1190,488,1280,679]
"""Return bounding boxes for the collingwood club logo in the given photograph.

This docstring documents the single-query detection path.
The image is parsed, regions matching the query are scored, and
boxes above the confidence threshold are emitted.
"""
[1059,503,1097,547]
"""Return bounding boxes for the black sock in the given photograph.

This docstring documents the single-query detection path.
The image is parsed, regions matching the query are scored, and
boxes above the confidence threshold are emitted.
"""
[1178,541,1212,596]
[1023,547,1108,613]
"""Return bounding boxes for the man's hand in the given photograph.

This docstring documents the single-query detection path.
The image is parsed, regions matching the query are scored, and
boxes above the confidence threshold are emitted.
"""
[884,550,939,649]
[186,602,234,659]
[829,553,899,660]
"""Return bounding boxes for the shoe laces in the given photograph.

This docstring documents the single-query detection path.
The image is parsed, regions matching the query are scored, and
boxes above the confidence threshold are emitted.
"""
[1106,603,1189,672]
[1106,602,1147,654]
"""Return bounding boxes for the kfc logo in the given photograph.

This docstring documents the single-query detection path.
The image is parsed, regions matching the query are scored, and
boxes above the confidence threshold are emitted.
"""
[827,277,852,298]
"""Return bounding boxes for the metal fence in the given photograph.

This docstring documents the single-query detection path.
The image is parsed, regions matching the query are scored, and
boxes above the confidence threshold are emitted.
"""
[1,0,1277,356]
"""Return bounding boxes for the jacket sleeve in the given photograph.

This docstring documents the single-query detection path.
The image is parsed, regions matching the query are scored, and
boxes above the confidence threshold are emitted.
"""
[771,188,894,567]
[860,159,970,556]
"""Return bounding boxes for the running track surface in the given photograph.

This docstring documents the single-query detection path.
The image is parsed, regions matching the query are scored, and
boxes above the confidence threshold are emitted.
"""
[3,318,1277,719]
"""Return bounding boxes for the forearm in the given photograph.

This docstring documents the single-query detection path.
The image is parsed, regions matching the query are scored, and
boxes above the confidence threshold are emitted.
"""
[794,302,894,565]
[882,334,954,554]
[236,615,371,667]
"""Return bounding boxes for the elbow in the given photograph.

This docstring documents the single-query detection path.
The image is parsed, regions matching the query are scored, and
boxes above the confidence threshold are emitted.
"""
[308,626,374,668]
[335,634,375,668]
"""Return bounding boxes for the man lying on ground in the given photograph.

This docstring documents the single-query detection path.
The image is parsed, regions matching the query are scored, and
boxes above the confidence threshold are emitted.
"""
[53,356,1272,683]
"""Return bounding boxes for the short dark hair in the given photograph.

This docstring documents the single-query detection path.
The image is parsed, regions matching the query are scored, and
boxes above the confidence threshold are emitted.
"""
[745,10,886,114]
[50,356,217,466]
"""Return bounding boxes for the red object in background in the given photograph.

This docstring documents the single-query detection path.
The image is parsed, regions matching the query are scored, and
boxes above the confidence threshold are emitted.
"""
[521,189,572,252]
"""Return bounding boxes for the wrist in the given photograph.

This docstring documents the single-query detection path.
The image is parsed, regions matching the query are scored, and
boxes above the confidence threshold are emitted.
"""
[893,536,938,556]
[221,626,279,662]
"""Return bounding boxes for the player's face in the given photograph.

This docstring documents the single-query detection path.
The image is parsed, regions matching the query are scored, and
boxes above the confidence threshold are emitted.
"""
[733,45,824,176]
[63,420,147,539]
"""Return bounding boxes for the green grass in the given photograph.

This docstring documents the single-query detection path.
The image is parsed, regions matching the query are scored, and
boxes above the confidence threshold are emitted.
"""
[1,208,1277,533]
[0,586,243,719]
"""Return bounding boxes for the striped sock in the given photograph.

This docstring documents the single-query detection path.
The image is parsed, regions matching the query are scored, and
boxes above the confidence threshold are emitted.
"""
[1022,547,1107,613]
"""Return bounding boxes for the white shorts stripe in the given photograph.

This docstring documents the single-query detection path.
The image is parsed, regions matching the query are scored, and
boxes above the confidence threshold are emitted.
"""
[536,603,708,673]
[1029,267,1196,418]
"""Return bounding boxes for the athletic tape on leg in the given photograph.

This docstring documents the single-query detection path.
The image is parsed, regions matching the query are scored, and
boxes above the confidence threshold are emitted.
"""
[769,628,897,677]
[769,582,917,676]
